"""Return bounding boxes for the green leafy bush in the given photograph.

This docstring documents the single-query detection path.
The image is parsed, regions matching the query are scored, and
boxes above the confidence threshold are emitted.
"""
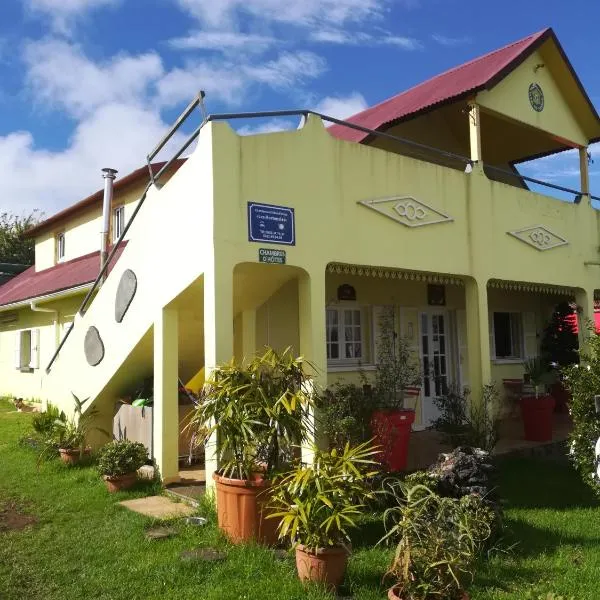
[268,441,379,550]
[380,483,494,600]
[31,403,64,438]
[562,330,600,494]
[432,384,500,451]
[186,347,313,480]
[97,440,149,477]
[317,383,373,450]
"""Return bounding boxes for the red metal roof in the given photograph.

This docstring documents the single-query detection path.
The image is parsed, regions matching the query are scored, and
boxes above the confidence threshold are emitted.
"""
[328,28,552,143]
[0,245,126,308]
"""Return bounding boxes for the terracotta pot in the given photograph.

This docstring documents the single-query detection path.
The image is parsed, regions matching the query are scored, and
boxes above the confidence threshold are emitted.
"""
[213,472,278,545]
[371,410,415,471]
[103,472,138,493]
[58,447,90,465]
[387,588,469,600]
[520,395,555,442]
[295,544,348,591]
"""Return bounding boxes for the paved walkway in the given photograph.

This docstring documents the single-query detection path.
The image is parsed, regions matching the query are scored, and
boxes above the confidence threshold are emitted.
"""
[119,496,196,519]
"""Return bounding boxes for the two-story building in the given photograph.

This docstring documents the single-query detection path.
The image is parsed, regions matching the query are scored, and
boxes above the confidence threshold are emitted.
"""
[0,27,598,484]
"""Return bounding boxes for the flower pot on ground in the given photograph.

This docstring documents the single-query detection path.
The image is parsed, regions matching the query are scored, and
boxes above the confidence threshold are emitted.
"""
[267,441,379,591]
[186,347,314,545]
[368,306,422,472]
[380,483,494,600]
[97,439,149,492]
[212,472,278,544]
[38,394,107,467]
[521,357,557,442]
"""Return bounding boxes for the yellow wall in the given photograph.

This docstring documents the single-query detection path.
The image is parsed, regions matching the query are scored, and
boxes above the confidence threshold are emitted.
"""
[477,46,588,146]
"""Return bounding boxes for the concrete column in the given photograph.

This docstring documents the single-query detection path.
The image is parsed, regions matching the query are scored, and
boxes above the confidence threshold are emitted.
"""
[298,268,327,463]
[464,278,491,406]
[579,146,590,202]
[241,309,257,364]
[153,306,180,485]
[468,103,483,164]
[203,262,234,488]
[575,288,595,351]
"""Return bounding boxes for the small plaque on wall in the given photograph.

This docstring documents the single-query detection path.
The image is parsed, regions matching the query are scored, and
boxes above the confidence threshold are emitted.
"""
[428,284,446,306]
[337,284,357,301]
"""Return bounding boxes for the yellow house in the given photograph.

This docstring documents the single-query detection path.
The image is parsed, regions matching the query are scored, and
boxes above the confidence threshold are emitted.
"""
[1,27,599,485]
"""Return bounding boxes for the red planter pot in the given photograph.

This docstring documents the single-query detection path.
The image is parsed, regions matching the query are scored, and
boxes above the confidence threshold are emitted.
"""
[371,410,415,472]
[103,472,137,493]
[520,395,556,442]
[295,545,348,591]
[213,472,278,546]
[58,447,90,465]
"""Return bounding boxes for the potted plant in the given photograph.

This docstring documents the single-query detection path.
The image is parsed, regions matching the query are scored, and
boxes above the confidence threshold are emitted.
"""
[39,394,105,465]
[97,440,149,492]
[369,306,421,471]
[268,441,379,591]
[380,483,494,600]
[186,347,314,545]
[521,357,556,442]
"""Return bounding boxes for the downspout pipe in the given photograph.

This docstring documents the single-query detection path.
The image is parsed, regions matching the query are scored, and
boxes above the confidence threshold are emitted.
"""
[100,168,118,283]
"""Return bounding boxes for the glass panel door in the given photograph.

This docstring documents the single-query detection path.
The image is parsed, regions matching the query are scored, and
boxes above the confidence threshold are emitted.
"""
[421,311,451,426]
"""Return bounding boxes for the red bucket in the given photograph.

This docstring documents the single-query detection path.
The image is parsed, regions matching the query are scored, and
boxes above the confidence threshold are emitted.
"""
[520,395,555,442]
[371,410,415,471]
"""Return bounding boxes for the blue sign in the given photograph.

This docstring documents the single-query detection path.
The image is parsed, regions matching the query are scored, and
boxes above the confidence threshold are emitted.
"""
[248,202,295,246]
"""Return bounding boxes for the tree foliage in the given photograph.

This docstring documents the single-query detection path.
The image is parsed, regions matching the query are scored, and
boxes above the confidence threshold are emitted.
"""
[0,211,42,265]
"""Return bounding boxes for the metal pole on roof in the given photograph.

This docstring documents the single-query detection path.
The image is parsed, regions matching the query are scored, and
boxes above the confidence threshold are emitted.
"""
[100,168,118,284]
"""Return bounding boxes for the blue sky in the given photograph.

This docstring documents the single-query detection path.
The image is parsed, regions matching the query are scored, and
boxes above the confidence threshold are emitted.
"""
[1,0,599,215]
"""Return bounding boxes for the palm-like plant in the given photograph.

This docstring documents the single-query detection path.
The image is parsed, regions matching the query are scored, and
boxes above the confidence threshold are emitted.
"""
[267,441,379,550]
[186,347,314,480]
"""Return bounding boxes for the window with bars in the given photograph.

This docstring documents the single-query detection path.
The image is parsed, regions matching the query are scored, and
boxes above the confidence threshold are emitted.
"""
[326,307,364,363]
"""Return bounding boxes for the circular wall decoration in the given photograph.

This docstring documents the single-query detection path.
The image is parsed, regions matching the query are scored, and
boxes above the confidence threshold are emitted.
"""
[84,326,105,366]
[528,83,544,112]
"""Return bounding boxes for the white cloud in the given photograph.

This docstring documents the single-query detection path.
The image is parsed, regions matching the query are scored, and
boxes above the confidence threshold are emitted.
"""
[174,0,387,29]
[169,31,276,52]
[237,118,298,135]
[24,0,119,33]
[314,92,368,120]
[309,29,421,50]
[157,51,326,108]
[431,34,471,47]
[24,40,164,119]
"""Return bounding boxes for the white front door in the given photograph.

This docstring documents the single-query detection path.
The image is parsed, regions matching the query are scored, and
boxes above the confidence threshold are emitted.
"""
[420,310,452,427]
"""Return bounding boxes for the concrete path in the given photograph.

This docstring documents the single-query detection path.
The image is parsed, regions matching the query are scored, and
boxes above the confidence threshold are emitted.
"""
[119,495,195,519]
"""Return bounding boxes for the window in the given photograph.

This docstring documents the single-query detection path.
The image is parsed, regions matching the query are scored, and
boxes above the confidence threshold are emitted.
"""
[14,329,39,371]
[113,205,125,242]
[492,312,523,360]
[326,307,364,363]
[56,233,65,262]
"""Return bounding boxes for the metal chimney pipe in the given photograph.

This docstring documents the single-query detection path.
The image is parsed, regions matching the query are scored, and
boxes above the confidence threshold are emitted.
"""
[100,168,118,281]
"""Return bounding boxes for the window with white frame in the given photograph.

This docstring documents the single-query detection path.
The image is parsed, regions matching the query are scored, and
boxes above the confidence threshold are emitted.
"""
[326,306,365,364]
[492,312,523,360]
[14,329,39,371]
[113,205,125,242]
[56,232,65,262]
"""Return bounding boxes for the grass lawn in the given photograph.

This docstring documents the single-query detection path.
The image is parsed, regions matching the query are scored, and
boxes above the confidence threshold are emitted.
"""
[1,398,599,600]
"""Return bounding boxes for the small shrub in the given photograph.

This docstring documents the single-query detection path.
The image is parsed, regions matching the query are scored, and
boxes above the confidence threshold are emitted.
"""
[432,383,500,451]
[317,383,373,450]
[30,403,64,439]
[97,440,149,477]
[380,483,494,600]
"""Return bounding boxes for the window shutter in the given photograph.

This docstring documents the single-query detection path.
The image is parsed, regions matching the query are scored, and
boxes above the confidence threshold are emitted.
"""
[14,331,22,369]
[523,312,537,358]
[30,329,40,369]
